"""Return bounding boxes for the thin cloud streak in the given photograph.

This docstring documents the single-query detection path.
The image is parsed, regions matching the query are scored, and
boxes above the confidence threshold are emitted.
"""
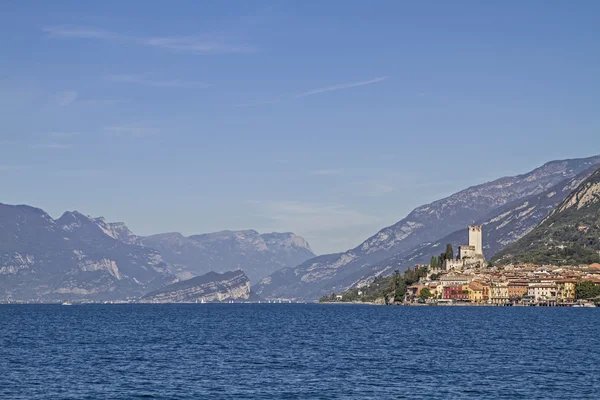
[44,26,255,55]
[144,37,255,54]
[294,76,389,98]
[248,200,383,232]
[239,76,389,107]
[44,143,74,150]
[82,98,130,105]
[48,132,80,138]
[0,165,31,172]
[107,74,212,88]
[311,169,344,176]
[105,122,158,138]
[44,26,124,40]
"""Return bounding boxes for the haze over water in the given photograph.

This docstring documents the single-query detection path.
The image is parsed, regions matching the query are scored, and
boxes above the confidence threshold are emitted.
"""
[1,304,599,399]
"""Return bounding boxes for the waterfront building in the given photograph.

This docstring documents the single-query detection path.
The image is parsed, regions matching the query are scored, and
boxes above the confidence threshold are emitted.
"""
[466,281,487,304]
[527,282,557,302]
[489,282,509,305]
[555,279,576,302]
[443,285,469,301]
[508,280,529,300]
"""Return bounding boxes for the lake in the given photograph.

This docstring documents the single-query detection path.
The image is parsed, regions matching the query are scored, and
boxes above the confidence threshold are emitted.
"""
[0,304,599,399]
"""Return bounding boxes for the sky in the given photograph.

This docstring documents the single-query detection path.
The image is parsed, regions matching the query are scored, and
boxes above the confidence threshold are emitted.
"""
[1,1,599,255]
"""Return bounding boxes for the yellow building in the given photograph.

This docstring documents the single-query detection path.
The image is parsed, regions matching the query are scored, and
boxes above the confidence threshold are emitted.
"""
[465,281,486,304]
[555,279,576,302]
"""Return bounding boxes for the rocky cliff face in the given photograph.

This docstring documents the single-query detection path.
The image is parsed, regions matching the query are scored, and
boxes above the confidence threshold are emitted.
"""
[140,270,251,303]
[92,217,140,245]
[492,166,600,265]
[254,155,600,300]
[0,205,175,301]
[139,230,314,284]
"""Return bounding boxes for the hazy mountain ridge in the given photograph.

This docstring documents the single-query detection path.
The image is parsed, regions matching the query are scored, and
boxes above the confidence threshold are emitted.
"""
[0,205,175,301]
[139,230,315,284]
[491,167,600,265]
[140,270,251,303]
[0,202,313,300]
[254,155,600,300]
[355,167,598,283]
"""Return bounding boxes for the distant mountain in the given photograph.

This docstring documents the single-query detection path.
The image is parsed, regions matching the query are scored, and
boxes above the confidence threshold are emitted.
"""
[92,217,139,245]
[359,167,597,281]
[139,230,315,284]
[140,270,251,303]
[492,167,600,265]
[255,155,600,300]
[0,206,175,301]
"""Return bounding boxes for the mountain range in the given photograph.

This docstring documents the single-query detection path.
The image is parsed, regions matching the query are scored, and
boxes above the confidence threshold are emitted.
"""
[254,155,600,300]
[492,166,600,265]
[139,230,314,284]
[0,206,313,301]
[0,207,174,301]
[3,155,600,302]
[359,165,598,281]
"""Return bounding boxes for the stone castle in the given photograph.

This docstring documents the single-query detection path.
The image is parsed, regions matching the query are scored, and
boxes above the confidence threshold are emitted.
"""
[445,226,486,270]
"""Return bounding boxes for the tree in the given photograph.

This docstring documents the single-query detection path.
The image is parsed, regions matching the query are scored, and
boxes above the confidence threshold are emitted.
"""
[445,244,454,261]
[419,287,433,300]
[430,256,439,269]
[430,273,441,281]
[576,281,600,299]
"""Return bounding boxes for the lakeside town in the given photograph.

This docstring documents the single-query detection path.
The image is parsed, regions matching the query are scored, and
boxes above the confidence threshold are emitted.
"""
[322,226,600,307]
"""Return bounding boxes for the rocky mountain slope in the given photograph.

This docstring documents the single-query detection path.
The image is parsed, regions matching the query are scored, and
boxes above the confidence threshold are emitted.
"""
[140,270,251,303]
[254,155,600,300]
[492,167,600,265]
[0,206,175,301]
[359,167,597,281]
[139,230,314,284]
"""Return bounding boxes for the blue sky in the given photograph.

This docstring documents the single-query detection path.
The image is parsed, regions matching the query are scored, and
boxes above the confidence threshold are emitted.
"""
[1,1,599,254]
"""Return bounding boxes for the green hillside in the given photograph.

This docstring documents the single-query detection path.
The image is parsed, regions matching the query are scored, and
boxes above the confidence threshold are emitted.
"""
[492,167,600,265]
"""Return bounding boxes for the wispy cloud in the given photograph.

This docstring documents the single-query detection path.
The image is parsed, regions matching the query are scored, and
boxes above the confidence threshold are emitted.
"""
[48,132,80,138]
[107,74,211,88]
[247,199,385,254]
[294,76,389,98]
[82,98,129,105]
[0,165,31,172]
[44,26,255,55]
[311,168,344,176]
[54,90,78,107]
[52,169,106,178]
[44,26,124,40]
[35,143,74,150]
[249,200,382,233]
[238,76,389,107]
[106,122,158,138]
[349,181,396,197]
[144,36,255,54]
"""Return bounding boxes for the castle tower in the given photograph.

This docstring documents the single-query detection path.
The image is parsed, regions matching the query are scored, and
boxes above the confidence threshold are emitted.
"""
[468,225,483,256]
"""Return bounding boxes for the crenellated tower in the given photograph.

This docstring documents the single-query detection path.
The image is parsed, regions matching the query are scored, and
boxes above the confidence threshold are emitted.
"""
[468,225,483,256]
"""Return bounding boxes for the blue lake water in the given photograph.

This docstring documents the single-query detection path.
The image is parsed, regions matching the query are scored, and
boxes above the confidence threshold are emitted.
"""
[0,304,599,399]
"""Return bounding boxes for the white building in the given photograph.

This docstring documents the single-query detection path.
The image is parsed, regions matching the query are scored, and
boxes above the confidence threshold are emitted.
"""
[445,226,486,270]
[527,283,557,302]
[440,274,472,286]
